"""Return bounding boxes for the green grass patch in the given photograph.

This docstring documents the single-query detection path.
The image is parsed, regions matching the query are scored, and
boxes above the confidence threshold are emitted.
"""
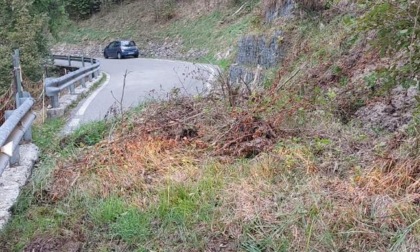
[58,22,141,44]
[1,206,66,251]
[161,10,252,63]
[161,169,220,223]
[62,120,110,148]
[110,208,152,244]
[90,197,127,225]
[33,118,65,154]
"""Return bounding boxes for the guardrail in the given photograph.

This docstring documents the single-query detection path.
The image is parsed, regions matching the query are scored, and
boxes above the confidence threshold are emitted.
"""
[0,49,36,177]
[0,97,36,176]
[45,55,101,108]
[1,53,100,176]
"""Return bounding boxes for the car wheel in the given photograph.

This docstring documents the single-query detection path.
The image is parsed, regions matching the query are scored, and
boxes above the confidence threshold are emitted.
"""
[104,52,108,59]
[134,54,139,58]
[117,52,123,59]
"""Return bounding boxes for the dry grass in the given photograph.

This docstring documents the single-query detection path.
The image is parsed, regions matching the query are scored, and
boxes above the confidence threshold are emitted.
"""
[216,148,419,250]
[79,0,246,37]
[47,93,282,201]
[356,158,420,205]
[50,135,200,202]
[4,84,419,251]
[38,51,418,249]
[0,85,15,124]
[262,0,329,15]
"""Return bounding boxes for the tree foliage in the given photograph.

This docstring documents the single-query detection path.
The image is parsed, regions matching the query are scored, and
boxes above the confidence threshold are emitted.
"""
[33,0,68,37]
[359,0,420,88]
[0,0,68,94]
[65,0,124,21]
[0,0,129,94]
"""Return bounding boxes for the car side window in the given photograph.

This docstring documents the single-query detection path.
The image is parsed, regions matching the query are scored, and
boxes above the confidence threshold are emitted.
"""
[115,42,121,47]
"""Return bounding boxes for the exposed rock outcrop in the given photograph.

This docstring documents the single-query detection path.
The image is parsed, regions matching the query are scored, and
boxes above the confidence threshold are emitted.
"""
[236,31,285,68]
[229,31,285,86]
[355,86,419,132]
[264,0,295,22]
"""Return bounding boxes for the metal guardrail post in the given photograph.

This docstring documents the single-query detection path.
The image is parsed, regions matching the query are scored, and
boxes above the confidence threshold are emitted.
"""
[69,84,76,95]
[23,127,32,142]
[10,147,20,166]
[90,58,95,78]
[68,55,71,67]
[81,56,87,88]
[81,76,86,88]
[51,94,59,108]
[13,49,23,107]
[96,59,100,78]
[88,69,93,82]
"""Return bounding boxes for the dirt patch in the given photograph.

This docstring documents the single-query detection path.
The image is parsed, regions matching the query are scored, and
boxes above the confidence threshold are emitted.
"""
[206,234,238,252]
[355,86,418,132]
[52,38,208,61]
[51,42,103,59]
[48,162,81,202]
[24,236,82,252]
[143,39,208,60]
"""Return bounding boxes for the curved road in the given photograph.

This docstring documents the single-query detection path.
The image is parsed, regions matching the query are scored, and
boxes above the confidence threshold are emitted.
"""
[64,57,216,132]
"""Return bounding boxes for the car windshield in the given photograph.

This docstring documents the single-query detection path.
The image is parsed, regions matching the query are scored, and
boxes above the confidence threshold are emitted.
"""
[121,41,135,46]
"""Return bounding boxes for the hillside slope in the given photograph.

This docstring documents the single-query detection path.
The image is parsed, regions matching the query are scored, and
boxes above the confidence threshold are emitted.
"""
[53,0,258,63]
[1,0,419,251]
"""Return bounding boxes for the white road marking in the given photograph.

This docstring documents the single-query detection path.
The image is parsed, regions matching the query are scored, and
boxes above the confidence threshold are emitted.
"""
[77,72,110,116]
[198,64,219,90]
[207,66,218,83]
[68,118,80,128]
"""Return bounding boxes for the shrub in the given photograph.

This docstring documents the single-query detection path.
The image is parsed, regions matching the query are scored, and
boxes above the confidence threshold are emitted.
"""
[262,0,330,16]
[151,0,177,22]
[359,0,420,87]
[0,0,48,92]
[295,0,330,11]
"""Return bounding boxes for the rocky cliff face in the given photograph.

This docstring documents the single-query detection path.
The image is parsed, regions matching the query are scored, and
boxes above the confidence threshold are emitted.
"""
[236,31,284,68]
[229,31,285,86]
[264,0,295,22]
[227,0,298,87]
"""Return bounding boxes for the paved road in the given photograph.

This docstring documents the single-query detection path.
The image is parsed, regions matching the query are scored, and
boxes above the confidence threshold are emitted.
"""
[63,57,216,131]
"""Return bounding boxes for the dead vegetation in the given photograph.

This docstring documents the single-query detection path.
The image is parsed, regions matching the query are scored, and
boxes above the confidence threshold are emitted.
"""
[0,86,14,124]
[262,0,334,18]
[47,93,287,201]
[39,71,419,250]
[42,16,420,246]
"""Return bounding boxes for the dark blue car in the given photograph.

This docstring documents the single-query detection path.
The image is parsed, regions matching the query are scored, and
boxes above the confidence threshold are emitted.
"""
[104,40,139,59]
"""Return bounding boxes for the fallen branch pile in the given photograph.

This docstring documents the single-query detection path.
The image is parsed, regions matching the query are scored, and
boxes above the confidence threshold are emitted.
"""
[137,96,278,158]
